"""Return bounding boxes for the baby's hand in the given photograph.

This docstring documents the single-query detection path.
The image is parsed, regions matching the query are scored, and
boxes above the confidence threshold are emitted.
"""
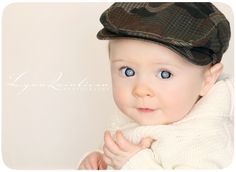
[103,130,154,169]
[79,151,107,170]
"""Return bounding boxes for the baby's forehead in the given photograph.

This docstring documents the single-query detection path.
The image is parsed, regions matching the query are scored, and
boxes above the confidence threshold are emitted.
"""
[110,39,185,62]
[109,39,211,71]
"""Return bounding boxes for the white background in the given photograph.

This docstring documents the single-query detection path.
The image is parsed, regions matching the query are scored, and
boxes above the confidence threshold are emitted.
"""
[0,1,234,170]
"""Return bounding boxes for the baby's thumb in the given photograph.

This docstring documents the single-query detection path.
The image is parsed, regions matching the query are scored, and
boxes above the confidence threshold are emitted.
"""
[139,137,155,149]
[98,159,107,170]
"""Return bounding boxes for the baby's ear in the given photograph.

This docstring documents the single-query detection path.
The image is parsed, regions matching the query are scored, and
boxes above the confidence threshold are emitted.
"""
[200,63,223,96]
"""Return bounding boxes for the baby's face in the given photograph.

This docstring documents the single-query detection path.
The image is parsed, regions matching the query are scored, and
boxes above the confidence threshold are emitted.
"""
[110,39,208,125]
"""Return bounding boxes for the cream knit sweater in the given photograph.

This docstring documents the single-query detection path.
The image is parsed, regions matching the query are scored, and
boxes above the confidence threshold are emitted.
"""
[109,75,234,169]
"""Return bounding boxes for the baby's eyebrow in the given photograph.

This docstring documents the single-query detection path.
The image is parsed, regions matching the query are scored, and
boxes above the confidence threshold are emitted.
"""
[153,62,181,68]
[111,59,129,63]
[111,59,181,69]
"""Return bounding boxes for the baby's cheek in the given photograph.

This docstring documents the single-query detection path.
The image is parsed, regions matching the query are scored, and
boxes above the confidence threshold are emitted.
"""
[114,88,127,105]
[169,96,196,120]
[113,85,130,110]
[162,94,188,119]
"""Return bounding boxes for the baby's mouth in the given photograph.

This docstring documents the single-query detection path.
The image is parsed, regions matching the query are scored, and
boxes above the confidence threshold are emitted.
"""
[137,108,156,113]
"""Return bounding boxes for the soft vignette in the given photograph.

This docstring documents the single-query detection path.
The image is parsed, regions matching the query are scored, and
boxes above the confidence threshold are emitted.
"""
[0,0,235,171]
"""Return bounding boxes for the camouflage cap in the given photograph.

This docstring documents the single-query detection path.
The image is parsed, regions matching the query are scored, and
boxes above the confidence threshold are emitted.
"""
[97,2,231,66]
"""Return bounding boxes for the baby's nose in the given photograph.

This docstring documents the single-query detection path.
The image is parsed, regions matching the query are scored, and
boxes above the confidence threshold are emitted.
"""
[132,85,154,98]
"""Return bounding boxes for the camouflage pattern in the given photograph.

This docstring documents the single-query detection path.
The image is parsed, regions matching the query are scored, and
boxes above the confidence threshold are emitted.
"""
[97,2,231,66]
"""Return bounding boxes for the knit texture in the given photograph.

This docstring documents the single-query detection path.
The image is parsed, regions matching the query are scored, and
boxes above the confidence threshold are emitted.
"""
[110,75,233,169]
[77,75,233,169]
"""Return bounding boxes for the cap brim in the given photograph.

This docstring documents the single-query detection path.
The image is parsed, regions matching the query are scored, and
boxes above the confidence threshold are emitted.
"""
[97,28,212,66]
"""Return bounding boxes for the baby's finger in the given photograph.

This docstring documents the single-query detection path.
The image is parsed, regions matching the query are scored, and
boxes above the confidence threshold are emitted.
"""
[139,137,155,149]
[79,160,89,170]
[88,160,98,170]
[103,154,112,166]
[98,158,107,170]
[84,161,92,170]
[103,144,115,159]
[104,130,122,155]
[115,130,136,152]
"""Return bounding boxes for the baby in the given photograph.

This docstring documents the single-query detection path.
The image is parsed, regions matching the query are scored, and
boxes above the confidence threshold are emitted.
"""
[79,2,233,170]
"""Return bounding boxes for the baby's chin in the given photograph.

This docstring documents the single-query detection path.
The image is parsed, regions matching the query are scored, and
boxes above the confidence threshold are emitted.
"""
[126,113,171,126]
[137,120,171,126]
[131,113,181,126]
[136,115,187,126]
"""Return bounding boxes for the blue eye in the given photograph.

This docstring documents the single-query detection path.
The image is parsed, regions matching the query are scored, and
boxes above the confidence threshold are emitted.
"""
[158,70,172,79]
[121,67,135,77]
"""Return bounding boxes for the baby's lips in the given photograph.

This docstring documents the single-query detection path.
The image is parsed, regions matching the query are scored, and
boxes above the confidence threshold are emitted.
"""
[137,107,156,113]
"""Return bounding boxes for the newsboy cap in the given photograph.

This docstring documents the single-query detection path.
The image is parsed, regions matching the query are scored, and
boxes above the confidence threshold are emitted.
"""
[97,2,231,66]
